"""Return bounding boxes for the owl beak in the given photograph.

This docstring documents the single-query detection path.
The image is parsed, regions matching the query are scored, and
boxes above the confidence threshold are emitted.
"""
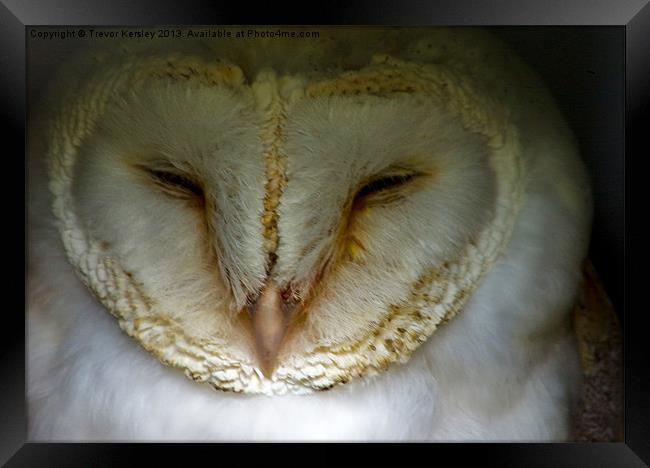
[248,282,289,378]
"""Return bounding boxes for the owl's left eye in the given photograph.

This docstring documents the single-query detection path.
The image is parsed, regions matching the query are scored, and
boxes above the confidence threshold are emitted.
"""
[356,173,417,198]
[355,170,424,202]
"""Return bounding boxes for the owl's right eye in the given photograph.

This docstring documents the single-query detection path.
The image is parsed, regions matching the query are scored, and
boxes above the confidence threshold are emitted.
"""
[139,166,204,200]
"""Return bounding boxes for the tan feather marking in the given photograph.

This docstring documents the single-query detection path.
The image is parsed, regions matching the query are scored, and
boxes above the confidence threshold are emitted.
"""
[132,55,245,90]
[305,55,506,140]
[255,76,289,274]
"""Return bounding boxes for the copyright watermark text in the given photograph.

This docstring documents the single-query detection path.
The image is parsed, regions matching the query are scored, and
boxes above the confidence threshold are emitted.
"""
[29,28,321,41]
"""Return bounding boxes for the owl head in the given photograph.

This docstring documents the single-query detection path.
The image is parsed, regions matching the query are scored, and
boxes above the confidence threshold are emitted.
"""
[43,27,571,395]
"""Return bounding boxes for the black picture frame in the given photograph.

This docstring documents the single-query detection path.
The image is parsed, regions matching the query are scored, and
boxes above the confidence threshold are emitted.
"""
[6,0,646,464]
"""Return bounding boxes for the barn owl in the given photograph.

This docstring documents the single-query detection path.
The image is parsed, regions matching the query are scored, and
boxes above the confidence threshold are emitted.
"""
[27,27,593,441]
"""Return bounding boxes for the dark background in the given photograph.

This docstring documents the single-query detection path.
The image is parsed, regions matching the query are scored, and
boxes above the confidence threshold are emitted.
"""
[493,27,624,318]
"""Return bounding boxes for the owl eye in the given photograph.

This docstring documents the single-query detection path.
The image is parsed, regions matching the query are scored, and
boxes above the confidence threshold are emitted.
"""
[355,171,420,200]
[142,166,204,199]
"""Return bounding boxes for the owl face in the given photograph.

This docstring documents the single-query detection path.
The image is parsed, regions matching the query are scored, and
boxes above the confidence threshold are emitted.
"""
[49,31,523,394]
